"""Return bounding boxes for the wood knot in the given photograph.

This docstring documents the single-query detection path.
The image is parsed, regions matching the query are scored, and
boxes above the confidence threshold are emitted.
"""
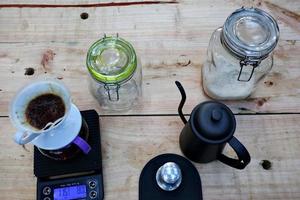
[264,80,274,87]
[238,107,251,112]
[255,0,262,6]
[260,160,272,170]
[286,40,296,45]
[80,12,89,20]
[24,67,35,76]
[0,53,7,58]
[41,50,56,69]
[255,97,270,107]
[177,55,191,67]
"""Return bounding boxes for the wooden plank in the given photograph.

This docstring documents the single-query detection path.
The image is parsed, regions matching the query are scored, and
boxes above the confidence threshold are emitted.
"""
[1,0,300,14]
[0,1,299,115]
[0,4,239,43]
[0,2,299,43]
[0,0,173,4]
[227,0,300,13]
[0,1,178,10]
[0,39,299,115]
[0,114,299,199]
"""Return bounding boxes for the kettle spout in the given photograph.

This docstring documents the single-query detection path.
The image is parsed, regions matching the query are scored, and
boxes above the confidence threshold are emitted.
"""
[175,81,187,124]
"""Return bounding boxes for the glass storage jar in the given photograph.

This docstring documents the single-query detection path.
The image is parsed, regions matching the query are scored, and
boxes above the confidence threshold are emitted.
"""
[202,7,279,100]
[86,35,142,111]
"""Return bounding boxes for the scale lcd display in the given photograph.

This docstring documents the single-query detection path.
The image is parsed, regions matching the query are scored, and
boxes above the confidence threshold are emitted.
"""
[54,185,86,200]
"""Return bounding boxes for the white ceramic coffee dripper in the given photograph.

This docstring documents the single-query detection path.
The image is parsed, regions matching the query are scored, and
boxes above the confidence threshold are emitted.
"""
[10,80,87,151]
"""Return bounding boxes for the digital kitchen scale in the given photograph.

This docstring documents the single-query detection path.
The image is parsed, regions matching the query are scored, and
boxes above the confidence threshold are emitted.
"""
[34,110,104,200]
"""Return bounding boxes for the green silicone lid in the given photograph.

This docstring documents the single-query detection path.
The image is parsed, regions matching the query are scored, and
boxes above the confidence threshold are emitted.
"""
[86,36,137,84]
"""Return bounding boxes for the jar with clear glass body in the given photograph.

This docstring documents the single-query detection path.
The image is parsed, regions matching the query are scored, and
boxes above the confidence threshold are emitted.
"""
[86,35,142,111]
[202,7,279,100]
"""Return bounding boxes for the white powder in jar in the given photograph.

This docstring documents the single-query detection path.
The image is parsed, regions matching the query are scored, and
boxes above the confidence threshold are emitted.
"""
[202,61,255,100]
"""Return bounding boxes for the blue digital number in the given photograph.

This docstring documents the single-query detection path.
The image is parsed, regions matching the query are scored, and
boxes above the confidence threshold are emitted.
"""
[54,185,86,200]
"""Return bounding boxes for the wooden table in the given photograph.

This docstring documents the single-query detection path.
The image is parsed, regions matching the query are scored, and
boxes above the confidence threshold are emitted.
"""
[0,0,299,199]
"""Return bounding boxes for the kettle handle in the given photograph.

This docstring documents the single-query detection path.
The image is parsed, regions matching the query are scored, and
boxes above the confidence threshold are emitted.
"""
[175,81,187,124]
[218,136,251,169]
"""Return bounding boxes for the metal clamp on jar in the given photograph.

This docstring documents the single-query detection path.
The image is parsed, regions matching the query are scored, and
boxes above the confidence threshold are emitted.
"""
[202,7,279,100]
[86,34,142,111]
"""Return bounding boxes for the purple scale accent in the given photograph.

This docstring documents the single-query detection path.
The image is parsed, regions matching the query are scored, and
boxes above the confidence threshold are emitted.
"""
[72,136,91,154]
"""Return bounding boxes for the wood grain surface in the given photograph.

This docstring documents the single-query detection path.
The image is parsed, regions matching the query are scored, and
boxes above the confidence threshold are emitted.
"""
[1,115,300,200]
[0,1,300,115]
[0,40,300,115]
[0,0,300,200]
[0,0,176,5]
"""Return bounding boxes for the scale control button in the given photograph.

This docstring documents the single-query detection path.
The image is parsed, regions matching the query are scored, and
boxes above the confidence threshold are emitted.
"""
[43,187,51,195]
[88,180,97,189]
[89,190,97,199]
[43,197,51,200]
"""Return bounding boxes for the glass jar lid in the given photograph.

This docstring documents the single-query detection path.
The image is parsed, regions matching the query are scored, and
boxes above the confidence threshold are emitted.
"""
[222,7,279,60]
[86,36,137,84]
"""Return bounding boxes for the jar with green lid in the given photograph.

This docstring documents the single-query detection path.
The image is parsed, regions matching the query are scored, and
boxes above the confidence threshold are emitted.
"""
[202,7,279,100]
[86,35,142,110]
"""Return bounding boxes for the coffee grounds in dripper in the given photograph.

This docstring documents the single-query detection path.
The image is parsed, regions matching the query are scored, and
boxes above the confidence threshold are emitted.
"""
[25,93,65,130]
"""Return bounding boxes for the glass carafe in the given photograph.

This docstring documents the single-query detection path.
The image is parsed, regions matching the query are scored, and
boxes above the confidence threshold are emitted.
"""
[86,35,142,111]
[202,7,279,100]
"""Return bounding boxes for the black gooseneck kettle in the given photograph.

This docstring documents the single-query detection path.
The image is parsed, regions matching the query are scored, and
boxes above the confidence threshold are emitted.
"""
[176,81,251,169]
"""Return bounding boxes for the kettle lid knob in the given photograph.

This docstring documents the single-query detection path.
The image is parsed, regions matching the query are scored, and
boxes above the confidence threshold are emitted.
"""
[211,109,223,121]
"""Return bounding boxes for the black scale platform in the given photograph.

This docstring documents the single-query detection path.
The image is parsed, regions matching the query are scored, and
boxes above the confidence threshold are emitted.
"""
[34,110,102,178]
[34,111,202,200]
[139,154,203,200]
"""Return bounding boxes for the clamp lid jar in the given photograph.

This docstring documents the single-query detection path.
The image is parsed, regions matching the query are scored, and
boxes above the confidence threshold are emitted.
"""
[202,7,279,100]
[87,35,142,111]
